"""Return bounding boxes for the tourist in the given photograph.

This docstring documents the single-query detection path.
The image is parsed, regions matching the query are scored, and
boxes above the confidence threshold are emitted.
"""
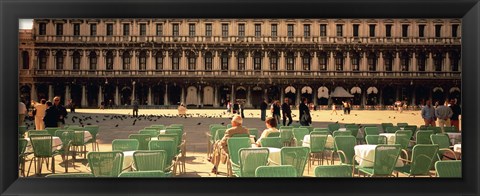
[330,104,338,115]
[256,117,280,147]
[342,100,351,115]
[68,99,76,113]
[435,100,453,133]
[271,100,281,127]
[210,115,249,174]
[133,99,139,117]
[239,101,245,119]
[52,96,68,127]
[178,103,187,117]
[43,101,58,128]
[299,98,311,126]
[260,99,268,121]
[31,99,47,130]
[421,100,436,127]
[109,99,114,109]
[232,100,240,114]
[18,101,27,126]
[281,98,292,126]
[449,99,461,129]
[226,100,231,114]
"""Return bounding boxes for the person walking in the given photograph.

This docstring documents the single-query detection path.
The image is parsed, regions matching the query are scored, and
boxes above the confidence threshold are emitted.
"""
[330,104,338,115]
[421,100,436,127]
[240,101,245,119]
[178,103,187,117]
[31,99,47,130]
[132,100,139,117]
[281,98,293,126]
[68,99,76,113]
[271,100,281,127]
[435,100,453,133]
[232,100,240,114]
[260,99,268,121]
[44,101,59,128]
[19,101,27,126]
[299,98,311,126]
[52,96,68,127]
[449,99,461,129]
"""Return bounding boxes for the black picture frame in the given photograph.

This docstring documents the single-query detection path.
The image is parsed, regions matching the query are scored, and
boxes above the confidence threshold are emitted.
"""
[1,0,479,195]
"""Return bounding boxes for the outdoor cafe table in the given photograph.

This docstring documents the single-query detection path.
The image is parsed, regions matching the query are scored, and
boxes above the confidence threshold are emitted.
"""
[446,132,461,145]
[302,135,334,148]
[122,150,135,170]
[25,136,63,153]
[379,133,396,144]
[251,144,281,165]
[354,144,404,167]
[453,144,461,153]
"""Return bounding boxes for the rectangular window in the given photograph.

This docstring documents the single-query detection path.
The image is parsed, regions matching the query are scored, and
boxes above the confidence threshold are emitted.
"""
[435,25,442,38]
[320,24,327,37]
[90,24,97,36]
[336,24,343,36]
[303,57,310,71]
[255,24,261,38]
[286,56,294,71]
[385,24,392,37]
[123,24,130,36]
[189,24,195,37]
[39,23,47,35]
[352,57,359,71]
[369,24,375,37]
[188,57,196,70]
[238,24,245,37]
[287,24,294,38]
[56,23,63,35]
[106,55,113,70]
[271,24,277,37]
[90,56,97,70]
[319,54,327,70]
[402,25,409,37]
[172,24,179,37]
[419,24,425,37]
[205,55,212,70]
[172,57,179,70]
[205,23,212,37]
[238,56,245,70]
[222,24,229,38]
[451,24,459,38]
[335,56,343,71]
[353,24,359,37]
[304,24,310,38]
[73,24,80,36]
[270,57,278,70]
[254,57,261,70]
[156,56,163,70]
[139,24,146,36]
[156,24,163,36]
[106,24,113,36]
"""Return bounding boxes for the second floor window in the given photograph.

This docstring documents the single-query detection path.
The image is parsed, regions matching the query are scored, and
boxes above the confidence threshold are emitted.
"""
[139,51,146,70]
[368,54,377,71]
[123,24,130,36]
[172,24,179,37]
[56,52,64,70]
[385,24,392,37]
[156,24,163,36]
[304,24,310,38]
[451,51,459,71]
[417,53,426,71]
[270,53,278,71]
[90,24,97,36]
[302,53,310,71]
[336,24,343,36]
[56,23,63,35]
[335,53,343,71]
[39,23,47,35]
[205,24,212,37]
[319,52,327,70]
[320,24,327,37]
[287,24,294,38]
[369,24,375,37]
[221,52,228,70]
[237,52,245,71]
[271,24,277,38]
[452,24,459,38]
[189,24,195,37]
[139,24,146,36]
[222,24,229,38]
[435,25,442,38]
[106,24,113,36]
[122,52,130,70]
[254,52,262,71]
[188,55,196,70]
[22,51,29,69]
[238,24,245,37]
[401,53,409,71]
[172,53,179,70]
[351,54,359,71]
[255,24,261,38]
[434,53,443,71]
[38,51,47,69]
[73,52,80,70]
[419,24,425,37]
[286,53,294,71]
[384,53,393,71]
[73,24,80,36]
[204,52,212,70]
[89,52,97,70]
[106,51,113,70]
[155,54,163,70]
[353,24,359,37]
[402,25,409,37]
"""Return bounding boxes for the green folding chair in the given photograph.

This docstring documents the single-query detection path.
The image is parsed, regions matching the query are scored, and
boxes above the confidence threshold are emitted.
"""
[133,150,167,171]
[308,134,328,172]
[266,132,280,137]
[314,165,353,177]
[332,130,352,137]
[138,129,160,137]
[87,151,124,177]
[443,126,458,133]
[397,123,409,128]
[354,144,401,177]
[430,134,458,160]
[148,140,177,176]
[385,126,400,133]
[333,135,356,165]
[381,123,394,133]
[207,126,225,157]
[416,130,434,145]
[395,130,413,160]
[150,124,166,130]
[112,139,139,151]
[128,134,152,150]
[435,160,461,177]
[259,137,283,148]
[365,135,387,145]
[280,129,294,146]
[255,165,297,177]
[45,127,59,136]
[18,125,28,137]
[27,134,60,176]
[299,126,314,133]
[227,137,252,177]
[394,144,439,177]
[118,170,167,178]
[55,130,76,173]
[280,147,310,177]
[327,123,340,134]
[231,148,269,177]
[248,128,259,139]
[18,138,29,177]
[83,125,100,152]
[292,128,310,146]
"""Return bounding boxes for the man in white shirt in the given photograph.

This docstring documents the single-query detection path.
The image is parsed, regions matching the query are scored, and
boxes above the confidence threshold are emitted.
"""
[18,101,27,126]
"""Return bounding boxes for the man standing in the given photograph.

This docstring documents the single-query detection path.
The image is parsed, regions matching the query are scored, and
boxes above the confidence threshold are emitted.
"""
[435,100,453,133]
[133,99,139,117]
[19,101,27,126]
[260,99,268,121]
[53,96,67,128]
[281,98,292,126]
[271,100,281,127]
[44,101,59,128]
[449,99,461,129]
[421,100,436,127]
[232,100,240,114]
[299,98,311,126]
[240,101,245,119]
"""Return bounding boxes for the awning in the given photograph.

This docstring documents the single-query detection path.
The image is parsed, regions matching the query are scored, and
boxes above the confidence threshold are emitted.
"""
[236,86,246,91]
[285,86,296,94]
[301,86,312,94]
[367,87,378,94]
[433,87,444,92]
[350,86,362,94]
[449,87,460,93]
[253,86,262,91]
[317,86,329,99]
[330,87,354,98]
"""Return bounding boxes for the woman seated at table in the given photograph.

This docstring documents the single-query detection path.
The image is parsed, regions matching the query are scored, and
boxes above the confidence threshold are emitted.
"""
[256,117,280,147]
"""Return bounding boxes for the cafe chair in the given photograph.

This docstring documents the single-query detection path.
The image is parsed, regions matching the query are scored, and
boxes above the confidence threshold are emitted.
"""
[118,170,167,178]
[394,144,439,177]
[227,137,252,177]
[112,139,139,151]
[435,160,461,177]
[148,140,177,176]
[231,148,269,177]
[255,165,297,177]
[281,147,310,177]
[314,165,353,177]
[87,151,124,177]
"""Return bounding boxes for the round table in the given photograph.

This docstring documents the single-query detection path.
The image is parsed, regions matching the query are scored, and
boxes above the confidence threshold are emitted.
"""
[302,135,334,148]
[354,144,404,167]
[446,132,461,145]
[379,133,396,144]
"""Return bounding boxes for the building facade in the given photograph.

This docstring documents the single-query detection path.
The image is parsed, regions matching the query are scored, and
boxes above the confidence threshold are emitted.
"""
[19,18,461,109]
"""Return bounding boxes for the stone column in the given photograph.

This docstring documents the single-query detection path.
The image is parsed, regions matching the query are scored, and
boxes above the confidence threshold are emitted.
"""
[115,85,119,106]
[296,85,301,106]
[148,87,152,106]
[99,50,104,70]
[263,51,269,72]
[312,86,317,105]
[98,86,103,107]
[48,50,54,70]
[164,51,170,71]
[65,51,71,70]
[279,51,285,75]
[147,50,152,71]
[197,85,202,107]
[329,51,335,71]
[81,85,87,107]
[131,82,136,105]
[394,51,400,71]
[312,51,318,71]
[296,51,302,74]
[131,50,137,71]
[180,86,185,104]
[82,50,88,70]
[445,52,450,72]
[164,84,169,105]
[214,84,219,107]
[362,52,367,71]
[280,85,285,104]
[362,90,367,108]
[247,86,252,107]
[378,52,384,71]
[231,84,236,102]
[48,85,54,101]
[411,52,417,71]
[115,50,120,70]
[180,50,186,71]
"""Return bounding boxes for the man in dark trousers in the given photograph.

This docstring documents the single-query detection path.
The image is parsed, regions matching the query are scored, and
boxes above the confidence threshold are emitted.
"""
[260,99,268,121]
[44,101,59,128]
[133,100,139,117]
[299,98,311,126]
[281,98,293,126]
[232,100,240,114]
[53,96,67,128]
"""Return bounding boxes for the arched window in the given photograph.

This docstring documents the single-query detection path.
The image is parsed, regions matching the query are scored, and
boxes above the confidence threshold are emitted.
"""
[302,52,310,71]
[155,52,163,70]
[368,53,377,71]
[286,52,294,71]
[22,51,29,69]
[221,52,229,71]
[237,52,245,71]
[188,52,196,70]
[72,51,80,70]
[139,51,146,70]
[417,52,426,71]
[106,51,113,70]
[56,51,64,70]
[270,52,278,71]
[38,50,47,70]
[434,53,443,72]
[123,51,130,70]
[335,52,344,71]
[351,52,360,71]
[318,52,327,71]
[384,52,393,71]
[253,52,262,71]
[172,52,180,70]
[89,51,97,70]
[401,52,410,71]
[204,52,212,71]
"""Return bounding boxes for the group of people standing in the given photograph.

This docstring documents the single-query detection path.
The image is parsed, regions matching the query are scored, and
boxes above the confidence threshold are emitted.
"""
[226,100,246,118]
[24,96,68,130]
[260,97,312,127]
[421,99,461,132]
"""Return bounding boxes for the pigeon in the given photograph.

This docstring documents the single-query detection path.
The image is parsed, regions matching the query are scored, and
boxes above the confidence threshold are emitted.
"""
[335,121,339,124]
[115,124,119,127]
[221,122,225,125]
[355,114,357,116]
[96,120,99,123]
[341,118,344,121]
[87,123,92,125]
[393,117,396,119]
[197,122,202,125]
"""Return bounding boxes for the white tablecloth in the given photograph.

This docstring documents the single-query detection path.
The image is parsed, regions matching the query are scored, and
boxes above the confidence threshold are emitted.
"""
[25,136,62,152]
[302,135,334,148]
[446,133,461,145]
[379,133,396,144]
[122,150,135,170]
[453,144,461,153]
[83,131,93,143]
[338,128,347,131]
[250,145,281,165]
[354,145,404,167]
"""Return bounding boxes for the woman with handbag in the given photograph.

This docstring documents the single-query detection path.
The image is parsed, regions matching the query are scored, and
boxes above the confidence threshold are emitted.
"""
[299,98,311,126]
